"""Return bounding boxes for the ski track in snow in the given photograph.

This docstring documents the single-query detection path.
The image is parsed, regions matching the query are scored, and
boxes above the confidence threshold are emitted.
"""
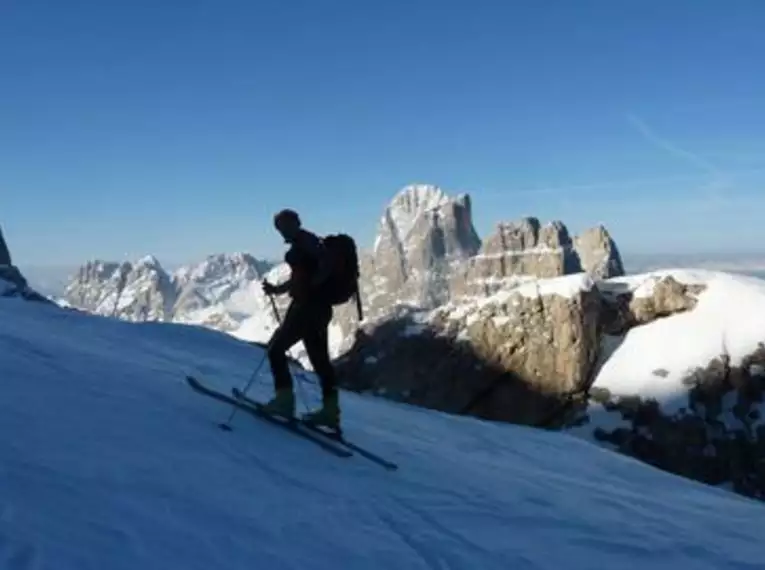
[0,298,765,569]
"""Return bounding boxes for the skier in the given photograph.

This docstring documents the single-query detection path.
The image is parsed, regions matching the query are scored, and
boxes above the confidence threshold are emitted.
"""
[261,209,341,430]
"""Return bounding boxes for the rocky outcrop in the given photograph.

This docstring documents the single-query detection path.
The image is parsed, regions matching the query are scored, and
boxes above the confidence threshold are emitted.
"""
[598,274,705,335]
[0,225,50,303]
[574,225,624,279]
[450,218,626,300]
[336,274,604,425]
[361,185,481,317]
[331,187,624,346]
[0,226,11,266]
[451,218,581,299]
[336,274,711,427]
[579,343,765,501]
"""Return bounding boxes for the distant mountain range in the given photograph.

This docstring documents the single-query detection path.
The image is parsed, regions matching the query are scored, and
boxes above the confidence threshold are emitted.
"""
[52,184,627,362]
[24,251,765,302]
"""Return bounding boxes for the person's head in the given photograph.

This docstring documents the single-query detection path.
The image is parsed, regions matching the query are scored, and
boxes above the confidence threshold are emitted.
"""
[274,209,302,242]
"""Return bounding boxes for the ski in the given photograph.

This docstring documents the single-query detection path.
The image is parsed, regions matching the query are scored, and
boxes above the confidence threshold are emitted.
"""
[185,376,352,458]
[232,387,398,471]
[302,423,399,471]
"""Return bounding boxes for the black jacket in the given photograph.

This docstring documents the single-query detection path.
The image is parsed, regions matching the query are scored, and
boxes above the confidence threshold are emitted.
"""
[281,229,331,301]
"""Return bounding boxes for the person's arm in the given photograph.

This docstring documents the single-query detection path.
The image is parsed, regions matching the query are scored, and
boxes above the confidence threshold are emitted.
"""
[263,273,292,296]
[272,279,291,295]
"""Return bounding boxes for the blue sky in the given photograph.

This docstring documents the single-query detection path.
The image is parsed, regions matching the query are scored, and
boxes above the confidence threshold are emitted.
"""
[2,0,765,266]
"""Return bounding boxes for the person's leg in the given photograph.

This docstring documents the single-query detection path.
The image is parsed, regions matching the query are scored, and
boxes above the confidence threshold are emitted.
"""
[301,304,340,428]
[303,321,336,399]
[264,303,307,416]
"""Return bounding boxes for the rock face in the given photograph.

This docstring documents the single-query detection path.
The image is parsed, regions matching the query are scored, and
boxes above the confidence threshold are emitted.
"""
[335,273,716,428]
[335,274,604,425]
[574,225,624,279]
[451,218,625,300]
[363,185,481,316]
[451,218,580,299]
[66,261,133,316]
[0,226,11,266]
[0,225,49,302]
[331,185,624,345]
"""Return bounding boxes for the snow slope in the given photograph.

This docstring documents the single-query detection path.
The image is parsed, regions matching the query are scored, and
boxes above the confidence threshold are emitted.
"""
[1,297,765,569]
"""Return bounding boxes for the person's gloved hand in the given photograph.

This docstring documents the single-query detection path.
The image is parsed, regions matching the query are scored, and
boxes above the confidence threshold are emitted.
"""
[262,281,277,296]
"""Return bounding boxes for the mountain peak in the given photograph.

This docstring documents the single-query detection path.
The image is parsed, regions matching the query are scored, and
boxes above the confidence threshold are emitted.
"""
[375,184,454,253]
[136,255,162,270]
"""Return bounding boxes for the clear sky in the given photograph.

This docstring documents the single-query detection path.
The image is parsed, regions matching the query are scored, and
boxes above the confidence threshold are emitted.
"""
[2,0,765,267]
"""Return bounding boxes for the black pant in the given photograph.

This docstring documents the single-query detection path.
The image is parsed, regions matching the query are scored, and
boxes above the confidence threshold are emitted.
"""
[267,300,336,399]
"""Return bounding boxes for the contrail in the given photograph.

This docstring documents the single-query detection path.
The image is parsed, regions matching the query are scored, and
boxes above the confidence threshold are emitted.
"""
[469,166,765,198]
[626,113,720,175]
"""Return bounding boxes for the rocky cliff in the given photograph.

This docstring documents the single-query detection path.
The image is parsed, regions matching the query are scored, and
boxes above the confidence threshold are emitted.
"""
[0,225,49,302]
[334,273,603,425]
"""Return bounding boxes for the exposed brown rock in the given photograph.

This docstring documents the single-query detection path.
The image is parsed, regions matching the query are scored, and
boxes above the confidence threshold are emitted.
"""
[574,225,624,279]
[629,276,704,325]
[336,275,603,426]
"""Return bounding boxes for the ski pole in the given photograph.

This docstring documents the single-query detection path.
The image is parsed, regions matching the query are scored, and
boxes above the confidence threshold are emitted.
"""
[218,352,268,431]
[268,294,280,324]
[219,293,280,431]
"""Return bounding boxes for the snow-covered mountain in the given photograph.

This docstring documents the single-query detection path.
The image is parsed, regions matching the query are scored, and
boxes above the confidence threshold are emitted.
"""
[2,289,765,569]
[64,252,274,323]
[63,252,323,362]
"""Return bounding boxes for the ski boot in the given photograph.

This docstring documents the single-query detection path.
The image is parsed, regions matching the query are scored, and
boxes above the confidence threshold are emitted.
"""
[261,389,295,420]
[302,392,341,435]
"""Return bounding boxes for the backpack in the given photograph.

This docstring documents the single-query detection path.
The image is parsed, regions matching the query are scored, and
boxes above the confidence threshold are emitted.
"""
[322,233,363,320]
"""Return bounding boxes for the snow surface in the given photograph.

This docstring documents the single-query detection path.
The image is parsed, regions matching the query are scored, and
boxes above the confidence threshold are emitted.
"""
[2,295,765,569]
[0,277,14,295]
[592,269,765,404]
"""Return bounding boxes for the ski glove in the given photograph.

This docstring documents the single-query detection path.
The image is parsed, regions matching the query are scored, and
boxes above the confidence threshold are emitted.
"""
[262,281,277,295]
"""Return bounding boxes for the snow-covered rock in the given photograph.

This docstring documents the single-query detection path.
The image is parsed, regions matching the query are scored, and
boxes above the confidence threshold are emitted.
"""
[566,270,765,499]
